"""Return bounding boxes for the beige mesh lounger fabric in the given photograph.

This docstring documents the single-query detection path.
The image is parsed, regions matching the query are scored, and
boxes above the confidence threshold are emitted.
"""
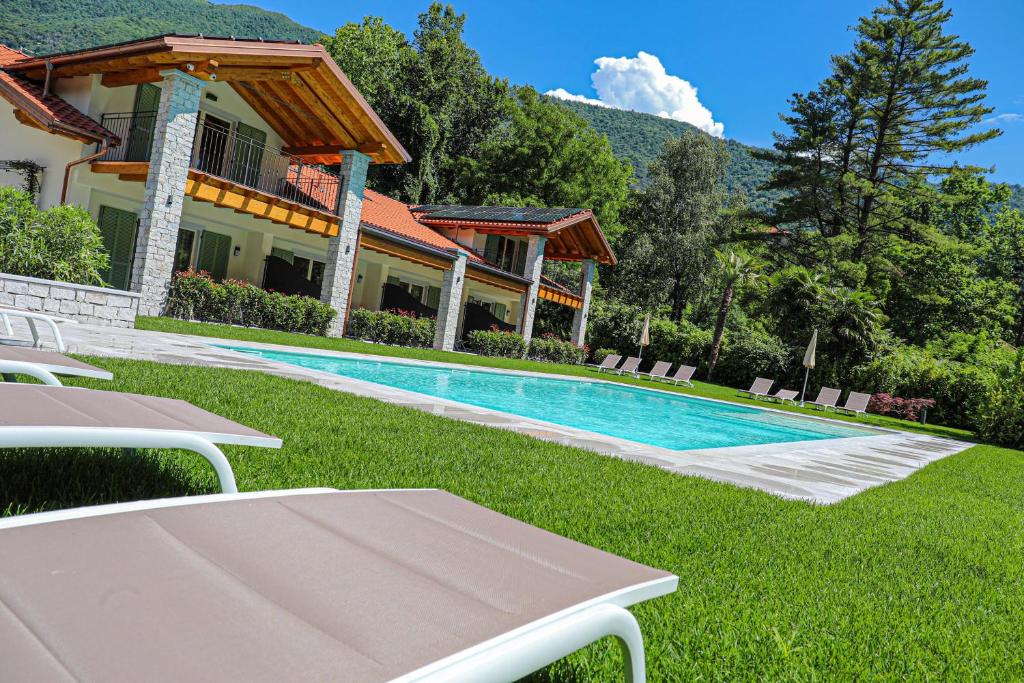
[616,356,642,376]
[807,387,842,411]
[0,488,678,682]
[738,377,774,399]
[637,360,672,381]
[589,353,622,373]
[837,391,872,415]
[768,388,799,404]
[667,364,696,386]
[0,384,281,493]
[0,345,113,384]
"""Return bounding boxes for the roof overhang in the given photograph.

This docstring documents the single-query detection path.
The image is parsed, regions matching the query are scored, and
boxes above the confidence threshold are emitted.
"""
[418,210,616,265]
[6,35,409,164]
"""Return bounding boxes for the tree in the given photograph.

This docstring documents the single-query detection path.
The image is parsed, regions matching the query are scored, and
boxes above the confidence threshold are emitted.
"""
[611,130,730,319]
[762,0,999,263]
[706,250,760,379]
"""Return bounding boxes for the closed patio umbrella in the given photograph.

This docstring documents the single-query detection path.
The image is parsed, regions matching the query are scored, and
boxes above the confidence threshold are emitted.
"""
[799,328,817,406]
[638,314,651,362]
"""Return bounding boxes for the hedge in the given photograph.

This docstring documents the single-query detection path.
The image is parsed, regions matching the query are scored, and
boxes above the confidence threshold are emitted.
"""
[466,328,527,358]
[347,308,435,347]
[166,270,336,335]
[528,334,586,365]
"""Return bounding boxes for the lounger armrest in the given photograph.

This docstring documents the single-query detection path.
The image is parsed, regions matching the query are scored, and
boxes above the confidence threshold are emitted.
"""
[0,360,63,386]
[0,308,70,352]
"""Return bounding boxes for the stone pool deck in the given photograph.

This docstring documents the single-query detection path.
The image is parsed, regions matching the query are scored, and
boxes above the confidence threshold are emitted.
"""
[44,321,972,505]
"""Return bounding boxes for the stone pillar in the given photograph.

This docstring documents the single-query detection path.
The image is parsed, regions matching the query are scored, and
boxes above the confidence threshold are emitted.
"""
[570,258,596,347]
[131,70,205,316]
[320,150,371,336]
[516,235,546,345]
[433,251,468,351]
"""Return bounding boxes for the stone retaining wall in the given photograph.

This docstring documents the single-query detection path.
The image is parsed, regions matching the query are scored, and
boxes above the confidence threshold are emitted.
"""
[0,272,140,328]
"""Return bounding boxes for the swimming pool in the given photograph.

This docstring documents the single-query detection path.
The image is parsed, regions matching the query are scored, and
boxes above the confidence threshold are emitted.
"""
[224,346,877,451]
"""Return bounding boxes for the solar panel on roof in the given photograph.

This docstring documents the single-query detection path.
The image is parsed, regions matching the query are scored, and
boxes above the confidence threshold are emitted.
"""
[412,205,583,224]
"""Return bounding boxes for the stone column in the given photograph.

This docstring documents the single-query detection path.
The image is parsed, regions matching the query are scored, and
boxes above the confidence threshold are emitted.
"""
[131,69,205,315]
[516,235,546,345]
[570,258,596,347]
[433,251,468,351]
[320,150,371,336]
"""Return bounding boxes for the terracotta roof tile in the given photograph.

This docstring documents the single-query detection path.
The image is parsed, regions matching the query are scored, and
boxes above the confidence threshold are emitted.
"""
[360,189,483,261]
[0,44,117,143]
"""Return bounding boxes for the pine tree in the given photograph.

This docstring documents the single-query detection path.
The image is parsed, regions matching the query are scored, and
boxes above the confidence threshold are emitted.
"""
[762,0,999,261]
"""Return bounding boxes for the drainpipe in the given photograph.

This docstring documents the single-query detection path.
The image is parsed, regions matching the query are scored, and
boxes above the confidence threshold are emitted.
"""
[61,137,110,204]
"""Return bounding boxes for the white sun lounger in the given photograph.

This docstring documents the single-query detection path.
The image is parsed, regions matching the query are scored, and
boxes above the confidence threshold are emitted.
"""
[738,377,774,399]
[767,388,799,404]
[637,360,672,381]
[0,384,281,493]
[0,345,112,385]
[0,307,75,352]
[836,391,872,415]
[616,356,642,376]
[807,386,842,411]
[0,488,678,682]
[589,353,622,373]
[666,364,696,386]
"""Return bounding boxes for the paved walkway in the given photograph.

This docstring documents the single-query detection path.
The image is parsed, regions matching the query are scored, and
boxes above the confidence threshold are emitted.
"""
[43,321,972,504]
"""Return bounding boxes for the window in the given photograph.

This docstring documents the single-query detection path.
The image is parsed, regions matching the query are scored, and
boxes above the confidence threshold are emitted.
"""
[173,229,196,274]
[483,235,527,275]
[293,256,311,278]
[271,247,294,264]
[196,231,231,281]
[96,206,138,290]
[310,261,325,288]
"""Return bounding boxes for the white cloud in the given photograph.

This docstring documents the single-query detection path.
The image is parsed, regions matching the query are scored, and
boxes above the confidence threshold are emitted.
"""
[546,52,724,137]
[983,112,1023,125]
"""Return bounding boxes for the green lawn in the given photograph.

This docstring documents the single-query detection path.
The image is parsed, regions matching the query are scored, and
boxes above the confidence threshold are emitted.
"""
[2,356,1021,680]
[136,316,970,441]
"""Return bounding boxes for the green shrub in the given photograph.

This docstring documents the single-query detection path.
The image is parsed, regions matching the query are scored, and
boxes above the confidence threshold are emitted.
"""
[715,327,792,387]
[593,347,619,363]
[528,334,586,364]
[166,270,335,335]
[347,308,436,347]
[973,352,1024,448]
[466,328,527,358]
[0,187,109,285]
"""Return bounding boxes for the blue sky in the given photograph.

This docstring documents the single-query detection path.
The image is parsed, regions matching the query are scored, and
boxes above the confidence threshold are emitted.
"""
[233,0,1023,183]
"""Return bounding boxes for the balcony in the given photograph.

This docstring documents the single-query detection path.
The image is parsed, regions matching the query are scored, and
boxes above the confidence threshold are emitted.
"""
[93,112,344,236]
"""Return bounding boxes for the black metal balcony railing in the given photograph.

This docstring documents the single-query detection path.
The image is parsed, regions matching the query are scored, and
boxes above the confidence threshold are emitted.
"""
[97,112,343,216]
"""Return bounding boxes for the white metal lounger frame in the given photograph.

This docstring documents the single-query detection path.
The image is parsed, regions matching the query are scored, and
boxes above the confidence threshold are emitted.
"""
[0,488,678,683]
[0,360,63,386]
[0,427,240,493]
[0,308,72,352]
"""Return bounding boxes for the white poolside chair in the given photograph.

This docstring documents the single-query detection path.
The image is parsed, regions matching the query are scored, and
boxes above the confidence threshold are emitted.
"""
[0,488,678,681]
[0,307,75,352]
[767,388,799,404]
[666,364,696,387]
[0,384,281,493]
[637,360,672,381]
[738,377,774,399]
[0,345,112,385]
[589,353,622,373]
[836,391,872,415]
[806,386,842,411]
[615,356,642,376]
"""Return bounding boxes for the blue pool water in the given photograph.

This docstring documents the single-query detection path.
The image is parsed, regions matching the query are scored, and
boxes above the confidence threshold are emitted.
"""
[224,346,875,451]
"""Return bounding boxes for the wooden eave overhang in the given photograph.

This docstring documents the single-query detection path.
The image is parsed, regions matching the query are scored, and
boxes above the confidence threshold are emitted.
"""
[7,35,409,165]
[417,210,616,265]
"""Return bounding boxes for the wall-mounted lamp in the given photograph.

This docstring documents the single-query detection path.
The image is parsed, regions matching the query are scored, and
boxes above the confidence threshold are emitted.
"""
[165,194,173,207]
[233,246,241,257]
[356,274,364,284]
[345,244,351,255]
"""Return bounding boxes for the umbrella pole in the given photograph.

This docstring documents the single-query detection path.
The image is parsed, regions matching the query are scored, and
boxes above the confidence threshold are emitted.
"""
[800,367,810,407]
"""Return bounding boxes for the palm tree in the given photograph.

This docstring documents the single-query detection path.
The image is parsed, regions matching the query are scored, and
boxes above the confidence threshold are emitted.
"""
[707,250,760,379]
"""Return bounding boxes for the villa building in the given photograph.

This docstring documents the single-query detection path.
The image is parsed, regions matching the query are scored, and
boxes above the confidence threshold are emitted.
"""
[0,35,614,349]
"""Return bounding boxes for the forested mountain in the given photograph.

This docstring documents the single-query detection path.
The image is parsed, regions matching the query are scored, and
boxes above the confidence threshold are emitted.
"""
[0,0,321,56]
[556,99,783,212]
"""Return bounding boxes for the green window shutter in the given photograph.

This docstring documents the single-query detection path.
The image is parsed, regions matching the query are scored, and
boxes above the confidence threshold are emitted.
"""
[97,205,138,290]
[494,303,507,321]
[126,83,160,161]
[197,231,231,281]
[228,122,266,187]
[426,286,441,310]
[270,247,294,264]
[483,234,501,263]
[386,275,400,286]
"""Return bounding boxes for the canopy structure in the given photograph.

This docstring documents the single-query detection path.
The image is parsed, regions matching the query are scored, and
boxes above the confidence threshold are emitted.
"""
[4,34,409,165]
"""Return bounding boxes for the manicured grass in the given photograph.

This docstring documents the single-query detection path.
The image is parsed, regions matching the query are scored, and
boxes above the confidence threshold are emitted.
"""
[137,315,972,441]
[3,357,1021,680]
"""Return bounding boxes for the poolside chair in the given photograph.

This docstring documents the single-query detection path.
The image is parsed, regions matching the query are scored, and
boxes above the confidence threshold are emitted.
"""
[0,345,113,385]
[589,353,622,373]
[666,364,696,387]
[615,356,642,376]
[637,360,672,381]
[0,384,281,494]
[767,388,799,404]
[0,307,74,352]
[806,386,842,411]
[738,377,774,400]
[0,488,678,681]
[836,391,872,416]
